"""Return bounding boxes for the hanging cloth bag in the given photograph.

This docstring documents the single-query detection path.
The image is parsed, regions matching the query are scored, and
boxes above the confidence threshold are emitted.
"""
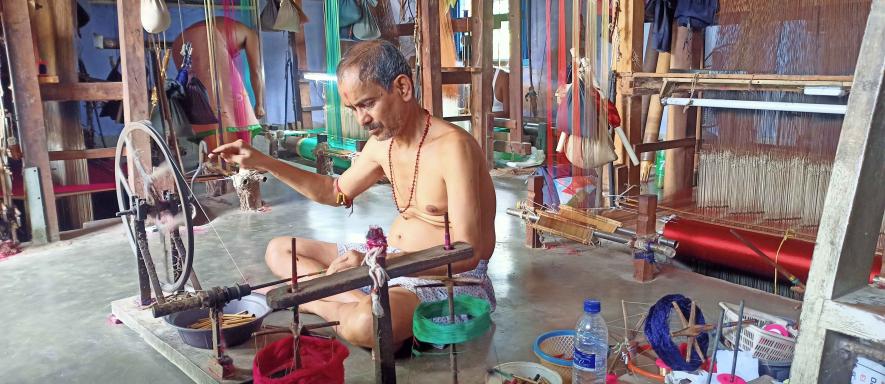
[555,80,618,169]
[273,0,309,33]
[338,0,362,27]
[141,0,171,34]
[260,0,281,31]
[352,0,381,40]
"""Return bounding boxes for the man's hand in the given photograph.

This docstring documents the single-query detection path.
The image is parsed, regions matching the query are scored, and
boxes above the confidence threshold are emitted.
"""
[326,250,364,275]
[254,103,266,119]
[209,139,271,171]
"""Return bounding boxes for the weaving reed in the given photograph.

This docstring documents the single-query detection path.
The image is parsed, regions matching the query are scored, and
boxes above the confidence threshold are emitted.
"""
[663,0,885,251]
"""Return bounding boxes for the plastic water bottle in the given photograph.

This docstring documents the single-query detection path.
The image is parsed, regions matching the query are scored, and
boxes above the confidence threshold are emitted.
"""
[573,299,608,384]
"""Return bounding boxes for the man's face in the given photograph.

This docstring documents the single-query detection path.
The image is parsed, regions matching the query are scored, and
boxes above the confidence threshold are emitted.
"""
[338,67,412,141]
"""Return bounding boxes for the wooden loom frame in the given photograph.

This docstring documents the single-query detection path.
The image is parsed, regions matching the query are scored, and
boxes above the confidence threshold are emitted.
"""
[611,0,860,201]
[406,0,530,165]
[2,0,149,242]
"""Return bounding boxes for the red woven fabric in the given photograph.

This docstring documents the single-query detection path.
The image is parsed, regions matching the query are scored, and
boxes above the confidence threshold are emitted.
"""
[253,335,349,384]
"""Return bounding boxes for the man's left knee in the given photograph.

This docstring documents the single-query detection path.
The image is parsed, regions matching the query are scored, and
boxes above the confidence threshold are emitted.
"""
[339,302,376,348]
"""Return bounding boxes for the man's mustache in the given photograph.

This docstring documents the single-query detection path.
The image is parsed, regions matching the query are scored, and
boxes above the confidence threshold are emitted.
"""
[363,123,383,131]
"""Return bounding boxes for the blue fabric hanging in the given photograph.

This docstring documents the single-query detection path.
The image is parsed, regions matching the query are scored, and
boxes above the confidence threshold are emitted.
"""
[647,0,676,52]
[534,166,561,208]
[675,0,718,29]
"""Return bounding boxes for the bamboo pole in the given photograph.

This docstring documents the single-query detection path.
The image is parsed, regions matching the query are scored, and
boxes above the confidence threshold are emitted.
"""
[640,51,671,181]
[663,26,693,200]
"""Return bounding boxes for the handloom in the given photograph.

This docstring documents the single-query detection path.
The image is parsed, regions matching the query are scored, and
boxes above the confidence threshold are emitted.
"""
[114,121,476,382]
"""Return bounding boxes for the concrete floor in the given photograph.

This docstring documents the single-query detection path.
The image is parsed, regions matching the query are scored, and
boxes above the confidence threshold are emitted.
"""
[0,173,800,383]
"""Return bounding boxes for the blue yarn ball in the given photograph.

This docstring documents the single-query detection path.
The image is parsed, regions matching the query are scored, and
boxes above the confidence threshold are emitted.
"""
[644,294,709,372]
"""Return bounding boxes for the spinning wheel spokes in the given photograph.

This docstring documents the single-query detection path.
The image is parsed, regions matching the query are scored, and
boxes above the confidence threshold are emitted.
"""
[115,121,195,294]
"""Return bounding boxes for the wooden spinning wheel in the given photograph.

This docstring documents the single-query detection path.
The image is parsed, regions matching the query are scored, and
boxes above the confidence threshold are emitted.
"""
[115,121,195,295]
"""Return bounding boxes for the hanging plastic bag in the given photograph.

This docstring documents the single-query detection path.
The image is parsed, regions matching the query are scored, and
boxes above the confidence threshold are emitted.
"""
[260,0,280,31]
[100,59,124,123]
[339,0,362,27]
[352,0,381,40]
[273,0,308,33]
[182,76,218,125]
[152,80,194,140]
[141,0,171,34]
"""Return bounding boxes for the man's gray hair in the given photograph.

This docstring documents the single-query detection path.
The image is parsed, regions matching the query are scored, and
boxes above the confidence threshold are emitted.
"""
[337,40,412,92]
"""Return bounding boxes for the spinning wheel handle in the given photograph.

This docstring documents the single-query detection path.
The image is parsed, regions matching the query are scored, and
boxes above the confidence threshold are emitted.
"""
[115,209,135,217]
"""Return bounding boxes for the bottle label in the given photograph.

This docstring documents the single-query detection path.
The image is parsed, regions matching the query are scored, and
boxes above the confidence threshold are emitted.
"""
[573,348,596,369]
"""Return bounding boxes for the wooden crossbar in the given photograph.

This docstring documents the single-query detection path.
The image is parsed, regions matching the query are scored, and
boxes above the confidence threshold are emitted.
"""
[266,242,474,309]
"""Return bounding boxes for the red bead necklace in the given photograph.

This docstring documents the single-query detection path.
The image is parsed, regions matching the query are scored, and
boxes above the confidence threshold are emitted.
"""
[388,111,432,214]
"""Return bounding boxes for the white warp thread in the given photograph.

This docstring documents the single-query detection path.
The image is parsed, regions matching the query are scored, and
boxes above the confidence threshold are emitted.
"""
[363,246,390,317]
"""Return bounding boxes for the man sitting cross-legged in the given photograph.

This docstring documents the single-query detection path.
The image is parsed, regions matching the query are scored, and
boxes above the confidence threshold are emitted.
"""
[210,40,497,349]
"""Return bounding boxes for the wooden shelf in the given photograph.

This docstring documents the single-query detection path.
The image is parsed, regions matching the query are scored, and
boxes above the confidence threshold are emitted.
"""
[395,17,473,36]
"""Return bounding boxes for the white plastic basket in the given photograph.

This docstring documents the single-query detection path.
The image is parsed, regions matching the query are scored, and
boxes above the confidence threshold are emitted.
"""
[718,302,797,362]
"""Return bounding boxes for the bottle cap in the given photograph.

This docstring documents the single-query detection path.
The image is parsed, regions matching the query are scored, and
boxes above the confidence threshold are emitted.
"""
[584,299,601,313]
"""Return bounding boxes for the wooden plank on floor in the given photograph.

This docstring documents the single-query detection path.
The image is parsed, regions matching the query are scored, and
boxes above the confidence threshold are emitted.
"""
[111,297,253,384]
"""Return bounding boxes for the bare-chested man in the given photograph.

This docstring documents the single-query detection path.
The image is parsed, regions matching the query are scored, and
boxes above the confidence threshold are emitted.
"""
[173,17,265,150]
[210,40,497,348]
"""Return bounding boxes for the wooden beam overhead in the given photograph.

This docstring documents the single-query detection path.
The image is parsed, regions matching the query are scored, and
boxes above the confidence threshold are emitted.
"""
[620,72,854,96]
[395,17,473,36]
[40,82,124,102]
[440,67,478,84]
[48,148,118,161]
[634,138,696,154]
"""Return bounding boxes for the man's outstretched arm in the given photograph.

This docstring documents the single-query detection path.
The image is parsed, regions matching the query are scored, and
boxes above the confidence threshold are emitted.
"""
[211,139,383,206]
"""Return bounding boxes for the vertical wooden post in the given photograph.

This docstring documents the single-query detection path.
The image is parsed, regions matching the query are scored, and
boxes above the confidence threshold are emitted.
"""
[471,0,494,166]
[117,0,150,194]
[526,175,544,248]
[633,194,657,282]
[792,3,885,380]
[372,251,396,382]
[663,26,695,200]
[508,0,525,154]
[39,0,92,229]
[419,0,443,116]
[614,0,644,197]
[2,0,59,241]
[117,0,149,122]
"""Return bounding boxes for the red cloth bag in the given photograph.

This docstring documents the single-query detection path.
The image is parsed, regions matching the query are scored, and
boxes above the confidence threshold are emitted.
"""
[253,335,349,384]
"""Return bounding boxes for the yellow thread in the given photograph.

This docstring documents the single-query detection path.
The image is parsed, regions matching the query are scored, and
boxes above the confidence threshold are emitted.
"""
[773,228,795,294]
